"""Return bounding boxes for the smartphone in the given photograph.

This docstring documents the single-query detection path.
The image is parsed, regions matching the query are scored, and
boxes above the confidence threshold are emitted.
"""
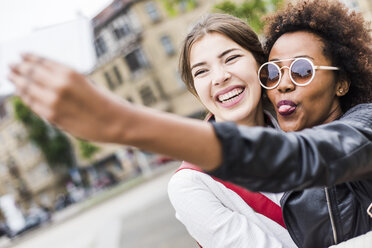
[0,17,97,99]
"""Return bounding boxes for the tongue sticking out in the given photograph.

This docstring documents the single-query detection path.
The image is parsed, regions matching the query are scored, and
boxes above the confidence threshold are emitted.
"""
[278,105,296,115]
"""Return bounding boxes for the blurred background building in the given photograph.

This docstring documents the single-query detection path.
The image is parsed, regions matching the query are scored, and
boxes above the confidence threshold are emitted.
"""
[0,101,60,210]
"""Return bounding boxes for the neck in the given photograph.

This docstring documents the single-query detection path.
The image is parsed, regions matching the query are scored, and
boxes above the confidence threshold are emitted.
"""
[215,103,265,127]
[239,107,265,127]
[323,102,344,124]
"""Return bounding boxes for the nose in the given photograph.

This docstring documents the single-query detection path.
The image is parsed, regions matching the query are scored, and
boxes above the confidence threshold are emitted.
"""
[212,67,231,86]
[277,66,295,93]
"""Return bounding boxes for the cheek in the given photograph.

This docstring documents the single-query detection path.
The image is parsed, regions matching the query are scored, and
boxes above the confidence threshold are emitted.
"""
[304,80,337,104]
[252,82,262,96]
[194,81,212,104]
[266,90,276,105]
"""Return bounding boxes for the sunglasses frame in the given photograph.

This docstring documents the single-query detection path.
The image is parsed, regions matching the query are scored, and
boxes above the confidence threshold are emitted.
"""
[258,57,340,90]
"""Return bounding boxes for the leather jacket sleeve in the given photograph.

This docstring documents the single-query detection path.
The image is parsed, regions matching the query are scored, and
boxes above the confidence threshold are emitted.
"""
[208,103,372,193]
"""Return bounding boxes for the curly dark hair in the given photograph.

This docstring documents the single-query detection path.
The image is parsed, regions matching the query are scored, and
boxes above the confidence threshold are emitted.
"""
[263,0,372,112]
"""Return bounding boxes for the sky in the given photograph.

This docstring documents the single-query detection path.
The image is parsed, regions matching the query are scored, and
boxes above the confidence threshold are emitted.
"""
[0,0,113,42]
[0,0,114,96]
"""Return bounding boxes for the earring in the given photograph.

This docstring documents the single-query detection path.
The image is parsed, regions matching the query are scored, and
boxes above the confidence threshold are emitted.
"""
[339,89,344,94]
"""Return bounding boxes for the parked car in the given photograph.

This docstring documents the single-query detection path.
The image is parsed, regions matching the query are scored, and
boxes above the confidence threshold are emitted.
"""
[0,207,52,239]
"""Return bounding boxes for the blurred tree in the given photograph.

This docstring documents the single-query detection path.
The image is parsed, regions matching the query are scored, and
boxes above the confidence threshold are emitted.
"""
[214,0,283,33]
[78,139,100,160]
[12,98,75,170]
[161,0,198,16]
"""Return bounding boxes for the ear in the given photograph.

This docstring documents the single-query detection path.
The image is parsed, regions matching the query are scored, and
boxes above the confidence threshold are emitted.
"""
[335,79,350,97]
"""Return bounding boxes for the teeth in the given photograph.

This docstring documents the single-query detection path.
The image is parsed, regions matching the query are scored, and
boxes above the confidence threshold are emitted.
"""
[218,88,243,102]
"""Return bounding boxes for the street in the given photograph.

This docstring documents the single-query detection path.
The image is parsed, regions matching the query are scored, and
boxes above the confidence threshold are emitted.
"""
[5,165,198,248]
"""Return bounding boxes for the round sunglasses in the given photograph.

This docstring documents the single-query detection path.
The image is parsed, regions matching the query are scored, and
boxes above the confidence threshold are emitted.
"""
[258,57,340,90]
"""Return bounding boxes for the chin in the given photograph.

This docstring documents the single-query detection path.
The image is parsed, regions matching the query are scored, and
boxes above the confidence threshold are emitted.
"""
[278,121,303,132]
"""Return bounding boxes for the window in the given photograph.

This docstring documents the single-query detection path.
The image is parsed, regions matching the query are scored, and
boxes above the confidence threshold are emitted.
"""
[113,23,131,40]
[179,0,188,12]
[104,72,115,90]
[124,49,149,73]
[113,66,123,85]
[145,2,161,22]
[160,35,175,56]
[178,0,198,13]
[139,86,157,106]
[94,37,107,57]
[105,67,123,90]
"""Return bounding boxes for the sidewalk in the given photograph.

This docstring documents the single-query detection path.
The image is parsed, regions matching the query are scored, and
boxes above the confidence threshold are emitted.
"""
[0,161,181,248]
[54,161,180,224]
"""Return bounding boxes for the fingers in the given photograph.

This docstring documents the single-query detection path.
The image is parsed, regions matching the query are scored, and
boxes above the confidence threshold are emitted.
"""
[8,70,30,96]
[21,53,45,64]
[9,70,51,104]
[9,56,62,90]
[10,61,36,80]
[21,53,59,70]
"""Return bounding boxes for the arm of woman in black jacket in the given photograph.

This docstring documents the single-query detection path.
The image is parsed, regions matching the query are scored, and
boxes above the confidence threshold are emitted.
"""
[208,103,372,192]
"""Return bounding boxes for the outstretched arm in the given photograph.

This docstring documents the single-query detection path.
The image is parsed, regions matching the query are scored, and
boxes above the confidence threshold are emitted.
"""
[8,54,222,171]
[9,54,372,192]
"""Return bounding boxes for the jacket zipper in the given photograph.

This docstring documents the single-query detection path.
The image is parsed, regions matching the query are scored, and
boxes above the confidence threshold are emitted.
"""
[325,187,338,245]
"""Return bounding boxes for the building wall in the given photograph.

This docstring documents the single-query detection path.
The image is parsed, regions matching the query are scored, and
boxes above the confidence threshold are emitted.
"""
[0,101,59,209]
[132,0,211,115]
[89,0,217,116]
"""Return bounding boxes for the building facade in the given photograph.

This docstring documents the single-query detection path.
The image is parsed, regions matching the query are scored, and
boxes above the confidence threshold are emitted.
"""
[89,0,211,118]
[0,101,59,210]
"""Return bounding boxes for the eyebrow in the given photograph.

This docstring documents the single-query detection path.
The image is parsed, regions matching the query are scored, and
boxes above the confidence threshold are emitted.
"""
[270,55,315,62]
[190,48,241,71]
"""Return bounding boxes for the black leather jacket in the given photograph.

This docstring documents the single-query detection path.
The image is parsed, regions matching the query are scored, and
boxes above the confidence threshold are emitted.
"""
[209,103,372,248]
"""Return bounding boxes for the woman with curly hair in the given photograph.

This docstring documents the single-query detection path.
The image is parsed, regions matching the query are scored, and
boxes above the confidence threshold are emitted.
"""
[247,0,372,246]
[8,0,372,247]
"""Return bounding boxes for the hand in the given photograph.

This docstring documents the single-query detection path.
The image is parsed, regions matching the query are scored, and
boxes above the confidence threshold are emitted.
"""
[8,53,124,142]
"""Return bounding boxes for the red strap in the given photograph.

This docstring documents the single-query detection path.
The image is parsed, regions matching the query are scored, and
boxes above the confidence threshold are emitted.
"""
[176,162,286,229]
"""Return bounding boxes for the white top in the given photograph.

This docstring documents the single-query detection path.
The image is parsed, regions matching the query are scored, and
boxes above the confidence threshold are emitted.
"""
[168,169,297,248]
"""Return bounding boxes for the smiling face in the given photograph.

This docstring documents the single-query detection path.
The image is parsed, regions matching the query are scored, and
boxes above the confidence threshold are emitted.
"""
[267,31,344,132]
[190,32,264,126]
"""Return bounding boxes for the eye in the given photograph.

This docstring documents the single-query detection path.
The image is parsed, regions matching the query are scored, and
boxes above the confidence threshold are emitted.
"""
[226,55,241,63]
[193,69,208,78]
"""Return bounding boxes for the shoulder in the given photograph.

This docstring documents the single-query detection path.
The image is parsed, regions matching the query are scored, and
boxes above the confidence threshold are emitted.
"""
[339,103,372,131]
[168,169,214,198]
[342,103,372,116]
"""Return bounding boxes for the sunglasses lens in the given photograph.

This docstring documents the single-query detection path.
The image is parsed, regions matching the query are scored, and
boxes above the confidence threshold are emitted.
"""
[291,59,313,85]
[259,63,280,88]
